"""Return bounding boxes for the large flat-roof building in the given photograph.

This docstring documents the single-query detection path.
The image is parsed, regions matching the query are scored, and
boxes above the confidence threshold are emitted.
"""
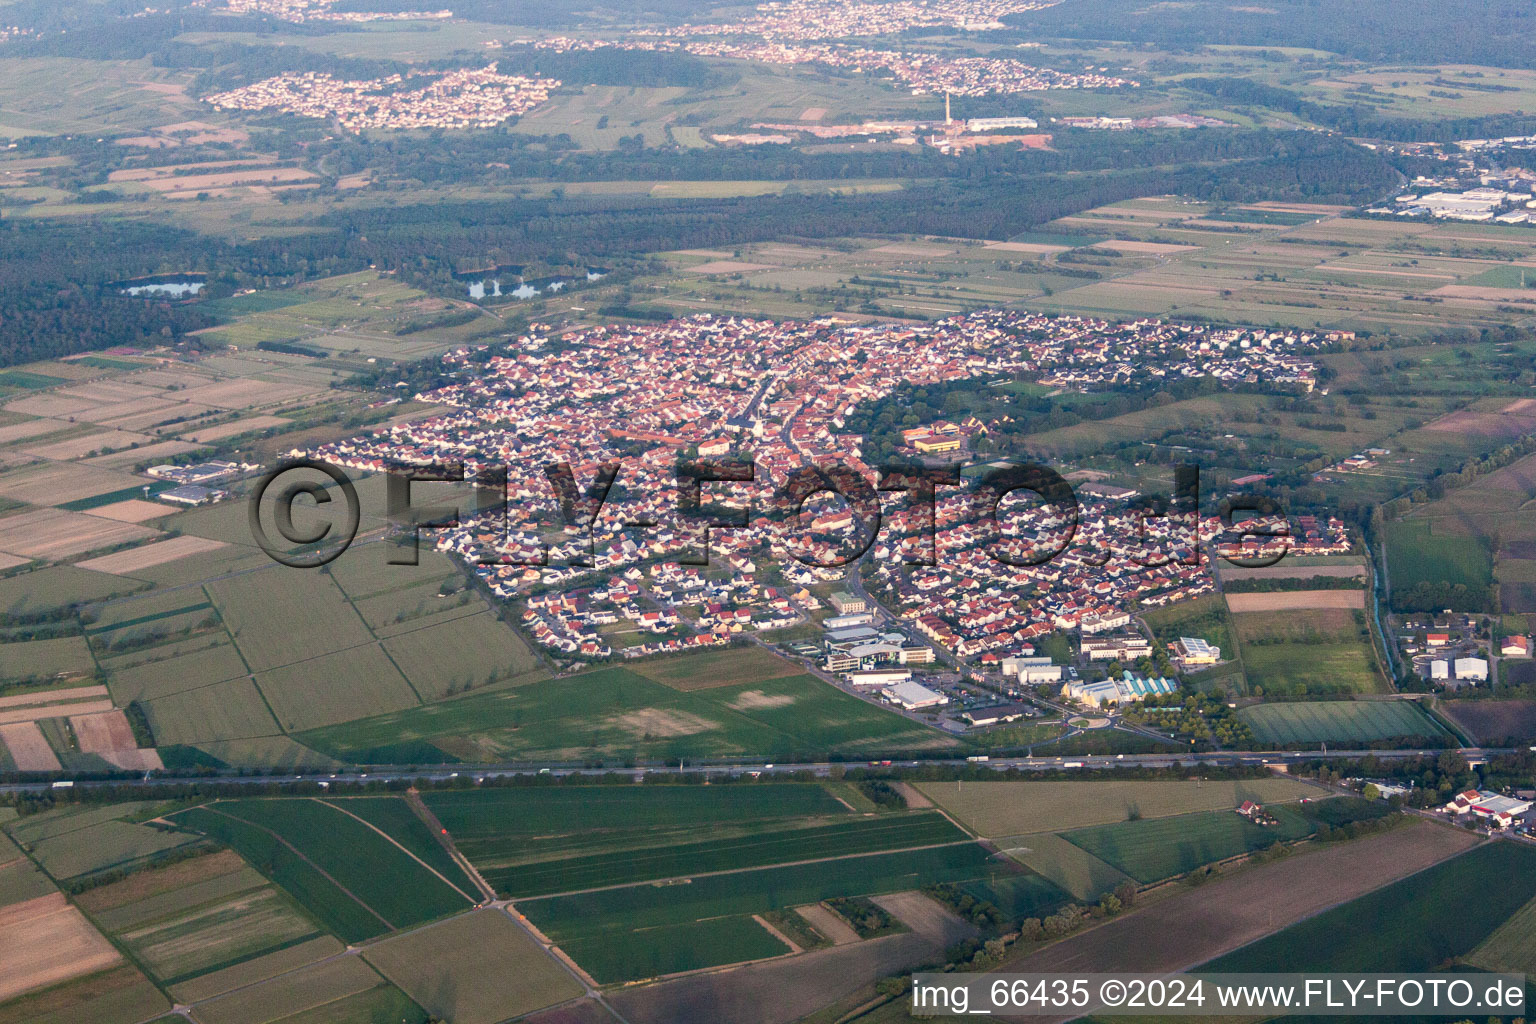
[881,680,947,710]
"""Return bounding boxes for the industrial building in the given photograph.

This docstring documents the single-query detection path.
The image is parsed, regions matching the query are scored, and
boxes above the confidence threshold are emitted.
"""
[847,668,912,688]
[1445,789,1532,828]
[881,680,947,710]
[1454,657,1489,681]
[1001,655,1060,682]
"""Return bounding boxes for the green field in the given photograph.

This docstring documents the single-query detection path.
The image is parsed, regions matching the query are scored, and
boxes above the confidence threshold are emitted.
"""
[167,799,474,941]
[520,843,1000,984]
[166,807,391,943]
[1060,805,1316,883]
[254,645,420,732]
[1386,519,1494,602]
[322,797,478,897]
[1204,840,1536,973]
[556,915,791,984]
[1468,891,1536,975]
[1000,831,1131,900]
[492,812,968,897]
[208,571,374,673]
[301,666,957,764]
[10,806,201,881]
[0,635,94,681]
[1242,642,1382,696]
[957,873,1071,920]
[425,782,854,891]
[378,611,543,699]
[1239,700,1450,745]
[188,956,391,1024]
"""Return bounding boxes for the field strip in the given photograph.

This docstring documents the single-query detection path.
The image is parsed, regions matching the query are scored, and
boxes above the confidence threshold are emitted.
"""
[196,805,395,932]
[0,685,108,710]
[1225,590,1365,611]
[76,535,226,575]
[0,698,115,725]
[311,798,478,905]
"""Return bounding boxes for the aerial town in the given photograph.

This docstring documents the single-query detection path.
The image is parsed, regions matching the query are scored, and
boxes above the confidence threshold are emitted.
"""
[216,0,453,23]
[531,37,1137,97]
[205,65,561,132]
[644,0,1065,41]
[302,310,1344,678]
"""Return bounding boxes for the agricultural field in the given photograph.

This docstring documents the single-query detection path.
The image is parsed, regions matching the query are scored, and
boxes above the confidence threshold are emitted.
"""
[1467,890,1536,975]
[6,802,203,881]
[362,909,582,1024]
[495,812,968,898]
[629,644,805,691]
[321,797,479,898]
[1204,839,1536,973]
[0,963,168,1024]
[71,849,328,993]
[914,778,1322,837]
[165,799,475,941]
[519,843,1003,984]
[300,665,958,765]
[1386,518,1495,610]
[423,782,855,894]
[998,831,1131,901]
[995,822,1481,980]
[1231,607,1385,695]
[1439,699,1536,745]
[187,956,397,1024]
[1060,804,1319,884]
[162,798,473,939]
[1238,700,1451,746]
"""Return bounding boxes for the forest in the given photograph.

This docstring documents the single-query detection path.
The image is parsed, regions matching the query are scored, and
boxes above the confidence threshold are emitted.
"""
[1005,0,1536,72]
[0,129,1398,366]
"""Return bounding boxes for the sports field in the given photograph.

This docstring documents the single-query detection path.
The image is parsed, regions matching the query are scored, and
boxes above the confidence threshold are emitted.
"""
[915,778,1322,837]
[1238,700,1450,745]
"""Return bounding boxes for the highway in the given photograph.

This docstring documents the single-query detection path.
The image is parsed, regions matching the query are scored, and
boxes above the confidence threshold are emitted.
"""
[3,746,1517,797]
